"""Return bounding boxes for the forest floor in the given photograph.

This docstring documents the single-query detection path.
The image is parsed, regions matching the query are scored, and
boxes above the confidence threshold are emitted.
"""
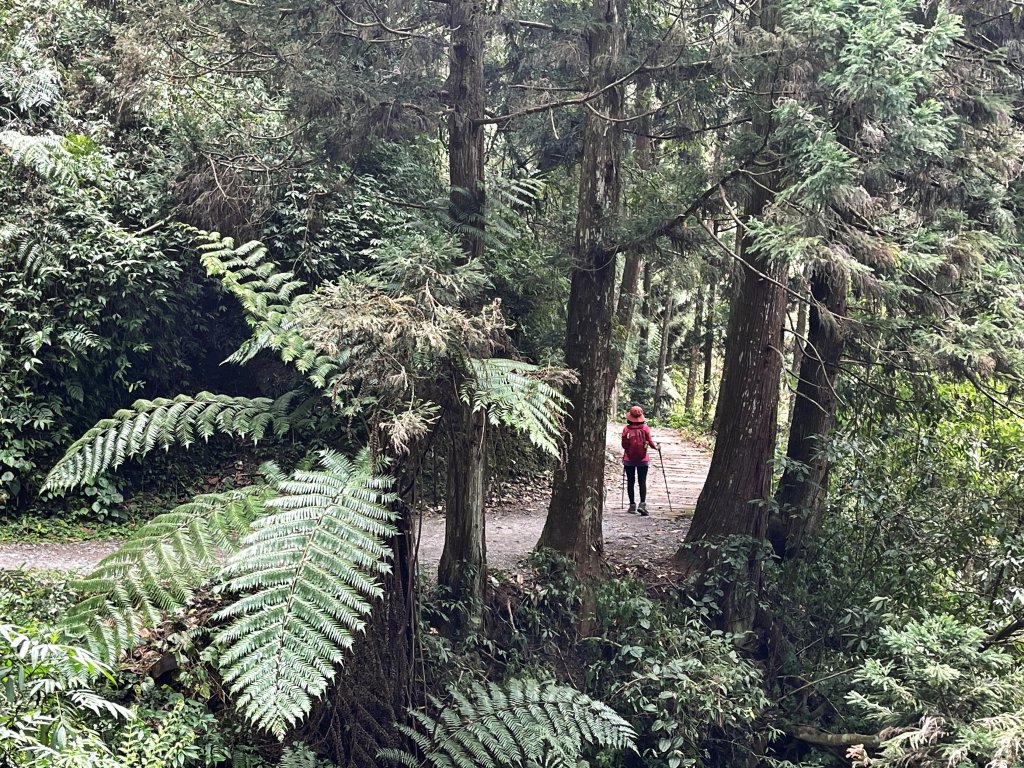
[0,426,709,574]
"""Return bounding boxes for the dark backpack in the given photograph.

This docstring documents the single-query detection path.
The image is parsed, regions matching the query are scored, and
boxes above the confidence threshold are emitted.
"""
[622,426,648,464]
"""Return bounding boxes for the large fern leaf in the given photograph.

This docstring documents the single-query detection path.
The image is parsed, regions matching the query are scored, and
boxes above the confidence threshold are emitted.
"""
[60,485,271,662]
[379,677,637,768]
[197,232,341,386]
[462,359,572,458]
[213,449,398,737]
[43,391,298,492]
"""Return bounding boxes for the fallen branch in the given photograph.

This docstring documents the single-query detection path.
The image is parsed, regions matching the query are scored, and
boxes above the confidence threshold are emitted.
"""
[788,725,882,749]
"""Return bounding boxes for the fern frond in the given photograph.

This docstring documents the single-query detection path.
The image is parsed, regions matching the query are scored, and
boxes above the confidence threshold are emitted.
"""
[461,359,573,458]
[44,391,298,492]
[213,449,397,737]
[196,231,341,387]
[0,130,74,184]
[379,677,636,768]
[60,485,271,662]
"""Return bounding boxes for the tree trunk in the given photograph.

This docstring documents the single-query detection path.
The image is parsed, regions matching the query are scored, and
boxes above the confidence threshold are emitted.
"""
[448,0,485,261]
[608,252,644,401]
[631,263,654,404]
[607,76,653,404]
[652,276,675,417]
[684,282,706,415]
[786,288,808,424]
[439,398,488,622]
[677,183,787,633]
[701,280,716,422]
[768,261,848,560]
[439,0,488,620]
[676,0,785,636]
[539,0,627,587]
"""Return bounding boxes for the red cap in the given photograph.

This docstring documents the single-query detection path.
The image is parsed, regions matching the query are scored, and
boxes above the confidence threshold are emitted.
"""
[627,405,645,423]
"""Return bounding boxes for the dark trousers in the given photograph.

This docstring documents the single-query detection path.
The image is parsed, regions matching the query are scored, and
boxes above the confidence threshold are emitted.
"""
[625,464,648,504]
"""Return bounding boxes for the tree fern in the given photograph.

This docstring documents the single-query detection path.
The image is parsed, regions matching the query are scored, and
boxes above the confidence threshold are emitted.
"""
[213,449,398,737]
[60,485,272,662]
[379,677,637,768]
[0,131,75,185]
[43,391,298,492]
[462,359,572,458]
[196,231,341,386]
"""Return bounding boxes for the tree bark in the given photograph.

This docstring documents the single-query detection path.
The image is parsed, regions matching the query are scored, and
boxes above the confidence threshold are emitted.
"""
[768,261,848,560]
[786,279,809,425]
[607,76,653,403]
[677,179,787,633]
[439,0,488,621]
[539,0,627,586]
[448,0,486,261]
[675,0,786,635]
[439,397,488,620]
[631,263,654,404]
[608,251,644,400]
[701,280,716,422]
[652,275,675,417]
[684,282,706,414]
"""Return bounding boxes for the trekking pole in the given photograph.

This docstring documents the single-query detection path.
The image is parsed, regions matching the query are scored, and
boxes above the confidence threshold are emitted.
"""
[621,469,625,509]
[656,445,673,515]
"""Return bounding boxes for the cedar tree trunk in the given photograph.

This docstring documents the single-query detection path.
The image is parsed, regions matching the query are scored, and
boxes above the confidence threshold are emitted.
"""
[684,282,706,414]
[786,278,808,425]
[439,398,488,617]
[448,0,485,261]
[439,0,488,620]
[539,0,627,583]
[676,0,785,635]
[701,280,716,421]
[769,261,848,560]
[607,76,652,401]
[608,251,644,400]
[652,275,675,417]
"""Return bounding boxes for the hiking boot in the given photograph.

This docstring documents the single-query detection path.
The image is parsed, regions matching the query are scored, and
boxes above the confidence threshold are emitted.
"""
[627,502,637,514]
[638,502,648,516]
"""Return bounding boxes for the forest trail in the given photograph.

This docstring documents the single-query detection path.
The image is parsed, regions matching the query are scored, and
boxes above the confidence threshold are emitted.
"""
[0,426,710,574]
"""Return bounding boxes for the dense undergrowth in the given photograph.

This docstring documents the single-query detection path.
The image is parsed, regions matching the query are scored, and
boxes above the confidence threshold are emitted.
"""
[8,497,1024,768]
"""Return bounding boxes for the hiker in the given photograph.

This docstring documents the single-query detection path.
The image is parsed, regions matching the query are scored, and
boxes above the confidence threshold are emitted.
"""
[622,405,659,516]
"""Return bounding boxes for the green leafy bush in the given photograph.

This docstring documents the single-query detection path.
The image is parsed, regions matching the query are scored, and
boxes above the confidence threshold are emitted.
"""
[846,614,1024,767]
[586,579,770,768]
[0,624,131,766]
[0,569,77,627]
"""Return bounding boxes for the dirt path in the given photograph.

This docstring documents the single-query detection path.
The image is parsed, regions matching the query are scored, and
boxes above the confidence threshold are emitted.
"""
[0,427,709,574]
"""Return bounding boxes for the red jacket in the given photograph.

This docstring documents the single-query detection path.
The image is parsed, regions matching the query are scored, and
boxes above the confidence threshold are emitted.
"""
[622,423,655,466]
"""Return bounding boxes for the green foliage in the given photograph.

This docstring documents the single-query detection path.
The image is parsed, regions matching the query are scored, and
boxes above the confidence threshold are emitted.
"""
[60,485,270,661]
[43,392,298,492]
[196,233,341,386]
[795,380,1024,653]
[0,569,77,628]
[0,0,239,510]
[462,358,571,458]
[585,580,770,768]
[0,624,132,767]
[276,744,339,768]
[111,692,228,768]
[847,615,1024,767]
[214,449,397,737]
[379,677,636,768]
[54,447,397,738]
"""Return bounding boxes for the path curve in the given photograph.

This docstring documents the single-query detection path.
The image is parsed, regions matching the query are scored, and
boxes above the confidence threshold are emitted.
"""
[0,427,709,573]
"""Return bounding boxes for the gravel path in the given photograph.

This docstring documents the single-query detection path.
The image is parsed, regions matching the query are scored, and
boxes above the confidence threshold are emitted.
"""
[0,540,124,571]
[0,427,709,574]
